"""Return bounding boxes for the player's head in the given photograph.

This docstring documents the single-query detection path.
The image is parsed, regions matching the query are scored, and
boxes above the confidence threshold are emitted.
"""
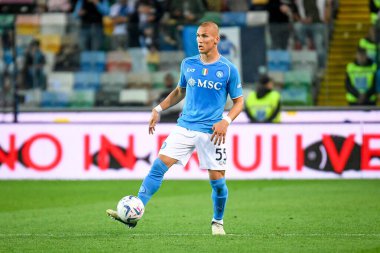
[196,21,220,55]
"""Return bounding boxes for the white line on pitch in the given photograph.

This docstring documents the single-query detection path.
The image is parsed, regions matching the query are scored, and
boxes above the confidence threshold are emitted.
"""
[0,233,380,238]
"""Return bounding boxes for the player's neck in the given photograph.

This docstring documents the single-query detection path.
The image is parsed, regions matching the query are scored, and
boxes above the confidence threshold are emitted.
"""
[200,51,220,64]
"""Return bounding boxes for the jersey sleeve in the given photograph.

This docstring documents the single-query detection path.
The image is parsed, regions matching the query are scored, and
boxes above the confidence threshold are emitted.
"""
[178,59,187,88]
[228,65,243,99]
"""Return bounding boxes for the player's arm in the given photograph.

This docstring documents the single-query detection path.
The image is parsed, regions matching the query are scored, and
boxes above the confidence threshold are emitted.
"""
[211,96,244,145]
[148,86,186,135]
[158,86,186,111]
[227,96,244,121]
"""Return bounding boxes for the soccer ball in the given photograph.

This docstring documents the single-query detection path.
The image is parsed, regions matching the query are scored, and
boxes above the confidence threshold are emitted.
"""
[117,195,145,223]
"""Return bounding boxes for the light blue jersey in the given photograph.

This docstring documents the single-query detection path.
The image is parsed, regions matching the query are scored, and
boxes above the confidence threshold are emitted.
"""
[177,55,243,134]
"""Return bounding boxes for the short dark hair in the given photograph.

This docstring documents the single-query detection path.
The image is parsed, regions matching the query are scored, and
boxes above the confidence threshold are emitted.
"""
[357,46,367,55]
[259,75,271,86]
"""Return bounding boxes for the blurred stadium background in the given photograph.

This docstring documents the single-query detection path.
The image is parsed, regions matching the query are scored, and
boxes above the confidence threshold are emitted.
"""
[1,0,379,174]
[0,0,380,252]
[0,0,379,110]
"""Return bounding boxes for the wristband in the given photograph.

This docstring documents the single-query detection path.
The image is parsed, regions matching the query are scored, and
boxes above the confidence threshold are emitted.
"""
[223,115,232,124]
[154,105,163,113]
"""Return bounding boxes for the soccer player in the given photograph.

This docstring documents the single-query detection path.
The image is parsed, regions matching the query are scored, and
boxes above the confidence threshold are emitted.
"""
[107,21,244,235]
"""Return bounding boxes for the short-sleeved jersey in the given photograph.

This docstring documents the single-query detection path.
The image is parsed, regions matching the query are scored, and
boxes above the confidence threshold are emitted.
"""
[177,55,243,134]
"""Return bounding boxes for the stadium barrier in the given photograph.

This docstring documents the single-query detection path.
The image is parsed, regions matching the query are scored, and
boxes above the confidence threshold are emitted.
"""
[1,110,379,123]
[1,122,379,179]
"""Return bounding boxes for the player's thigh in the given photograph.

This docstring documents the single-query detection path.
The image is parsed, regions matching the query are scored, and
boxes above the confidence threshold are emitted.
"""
[158,126,196,166]
[158,154,178,168]
[195,132,228,171]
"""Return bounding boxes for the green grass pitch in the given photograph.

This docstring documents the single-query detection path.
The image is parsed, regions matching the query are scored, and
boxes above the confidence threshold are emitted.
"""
[0,180,379,253]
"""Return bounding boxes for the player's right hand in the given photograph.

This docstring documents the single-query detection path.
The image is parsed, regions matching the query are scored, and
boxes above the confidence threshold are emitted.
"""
[149,109,160,135]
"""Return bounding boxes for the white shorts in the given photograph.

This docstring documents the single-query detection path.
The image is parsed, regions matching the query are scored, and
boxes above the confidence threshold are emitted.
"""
[159,126,228,170]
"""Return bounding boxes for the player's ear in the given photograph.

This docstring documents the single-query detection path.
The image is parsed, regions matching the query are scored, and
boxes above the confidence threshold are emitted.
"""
[215,35,220,45]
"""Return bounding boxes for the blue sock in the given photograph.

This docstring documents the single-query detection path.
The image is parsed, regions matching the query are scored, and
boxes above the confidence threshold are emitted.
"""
[138,158,168,206]
[210,178,228,221]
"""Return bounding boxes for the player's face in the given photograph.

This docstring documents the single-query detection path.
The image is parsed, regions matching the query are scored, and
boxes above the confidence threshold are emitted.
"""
[196,26,219,54]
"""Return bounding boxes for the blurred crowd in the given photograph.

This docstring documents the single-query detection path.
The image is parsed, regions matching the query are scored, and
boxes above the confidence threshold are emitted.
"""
[6,0,379,110]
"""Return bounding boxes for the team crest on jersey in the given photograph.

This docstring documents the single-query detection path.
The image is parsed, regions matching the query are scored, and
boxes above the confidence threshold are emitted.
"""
[187,77,196,86]
[216,71,223,78]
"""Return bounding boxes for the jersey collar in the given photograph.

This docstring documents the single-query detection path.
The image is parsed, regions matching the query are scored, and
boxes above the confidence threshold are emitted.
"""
[199,54,221,65]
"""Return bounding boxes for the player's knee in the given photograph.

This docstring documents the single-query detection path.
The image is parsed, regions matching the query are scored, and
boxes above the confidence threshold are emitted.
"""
[158,154,177,168]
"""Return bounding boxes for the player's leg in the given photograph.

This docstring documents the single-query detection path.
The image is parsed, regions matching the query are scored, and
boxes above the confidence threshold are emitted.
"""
[137,126,197,206]
[107,126,195,227]
[195,132,228,235]
[107,154,176,227]
[209,170,228,235]
[137,154,177,206]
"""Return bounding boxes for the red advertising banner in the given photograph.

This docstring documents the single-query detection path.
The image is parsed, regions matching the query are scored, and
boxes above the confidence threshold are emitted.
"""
[0,123,379,179]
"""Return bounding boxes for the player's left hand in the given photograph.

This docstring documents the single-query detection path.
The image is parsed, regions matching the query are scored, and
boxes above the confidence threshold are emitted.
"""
[149,109,160,135]
[211,120,229,146]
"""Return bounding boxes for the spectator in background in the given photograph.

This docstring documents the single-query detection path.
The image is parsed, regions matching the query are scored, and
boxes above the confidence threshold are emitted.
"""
[203,0,227,12]
[54,42,80,71]
[319,0,338,40]
[35,0,48,13]
[167,0,207,25]
[0,72,12,108]
[166,0,206,50]
[316,0,336,24]
[225,0,249,12]
[109,0,135,50]
[0,30,14,107]
[0,59,3,78]
[158,20,180,50]
[294,0,327,68]
[359,26,377,62]
[73,0,109,51]
[140,25,155,48]
[146,44,160,72]
[370,0,380,25]
[0,48,3,83]
[345,47,377,106]
[245,75,281,123]
[127,0,163,48]
[267,0,298,50]
[1,28,12,51]
[1,28,14,75]
[22,40,46,90]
